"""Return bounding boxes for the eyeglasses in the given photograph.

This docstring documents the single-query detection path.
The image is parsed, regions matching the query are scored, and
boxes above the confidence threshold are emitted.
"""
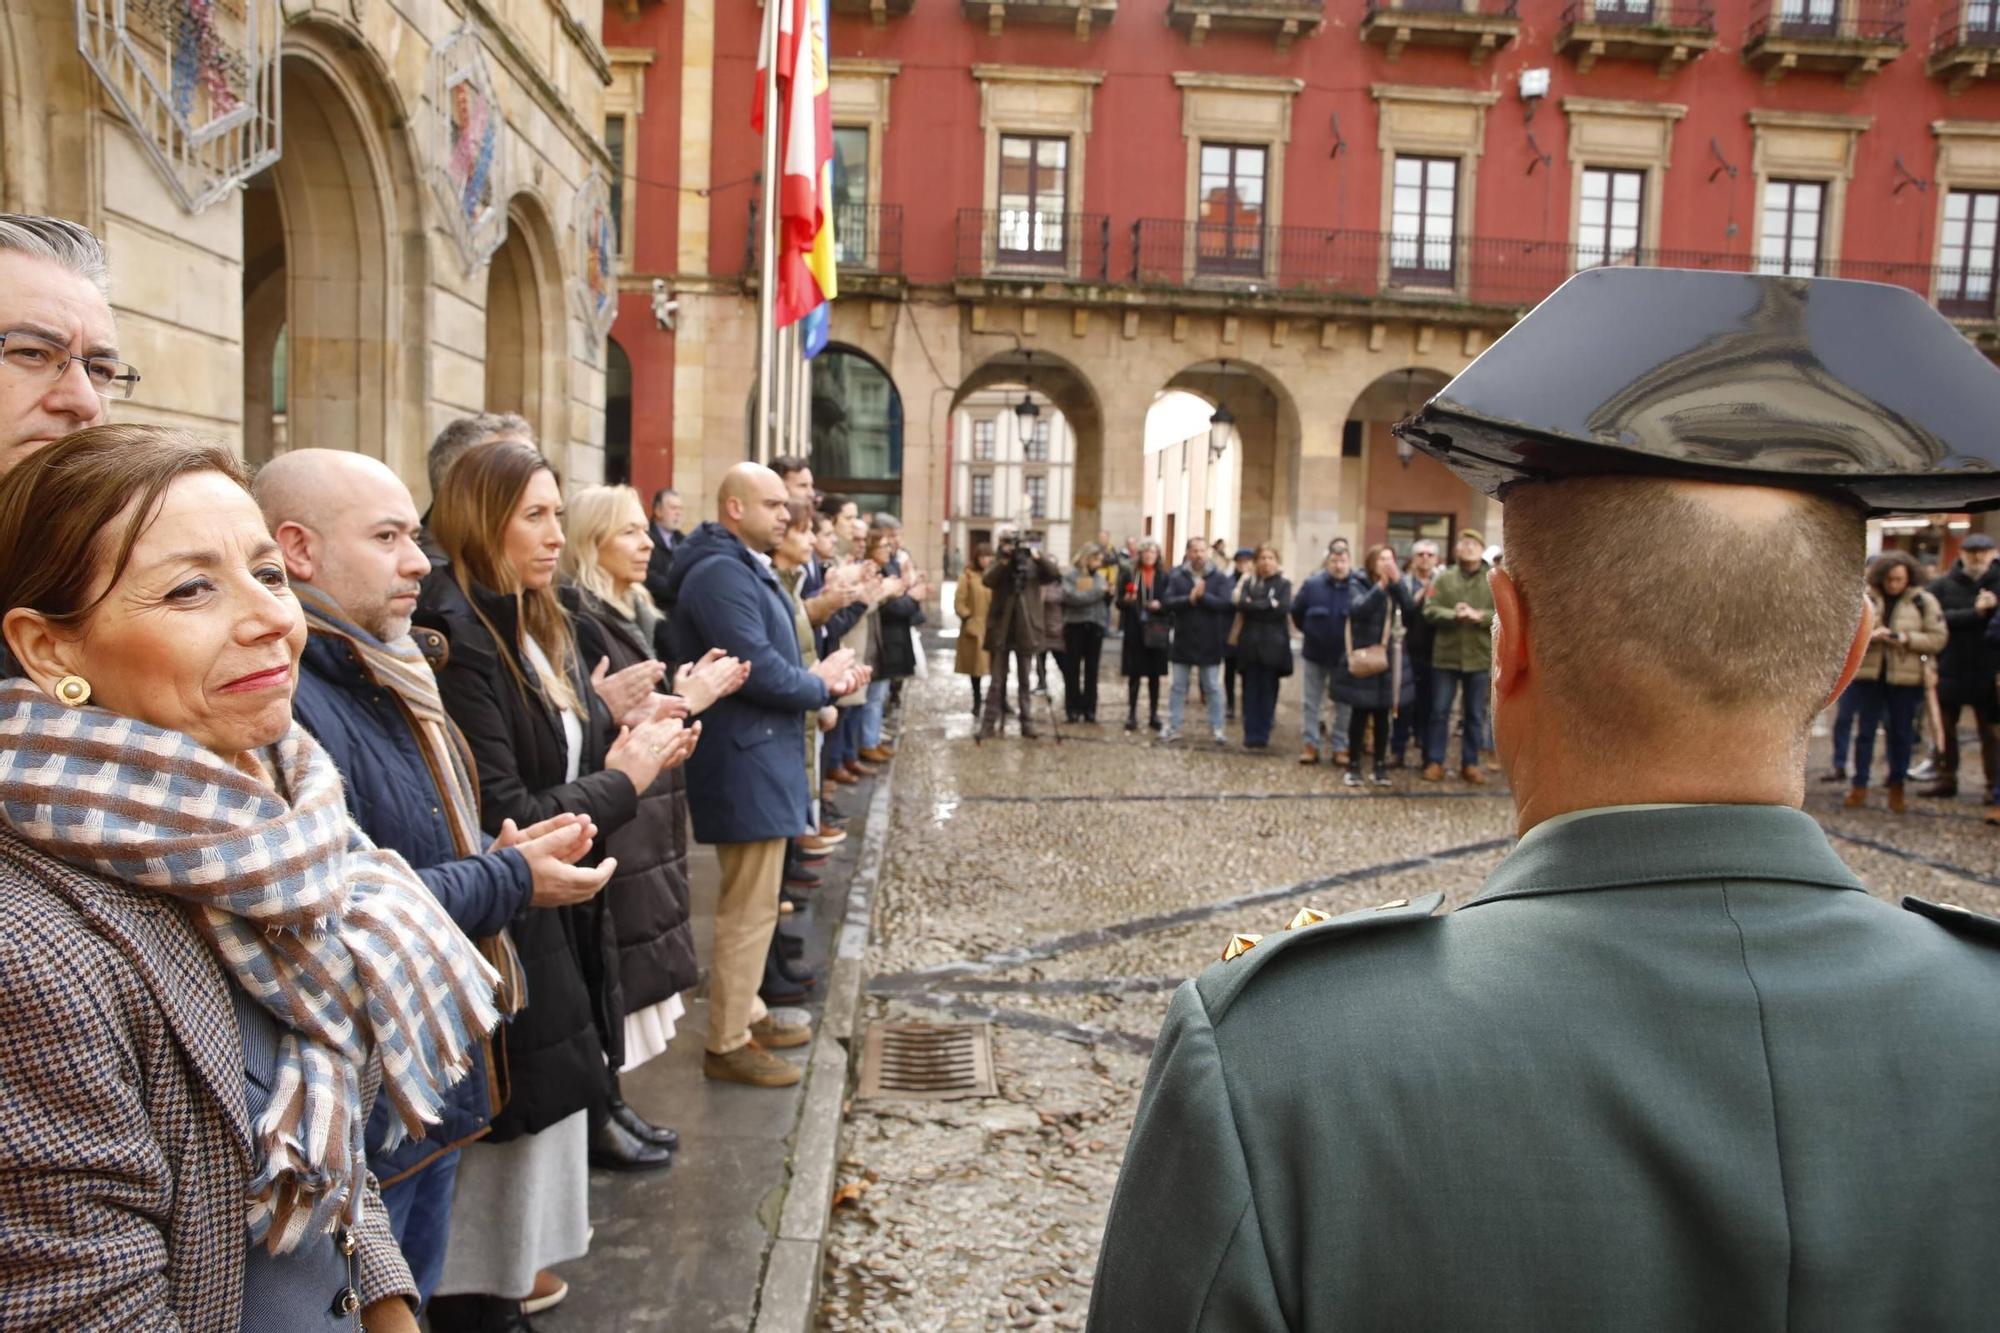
[0,330,141,401]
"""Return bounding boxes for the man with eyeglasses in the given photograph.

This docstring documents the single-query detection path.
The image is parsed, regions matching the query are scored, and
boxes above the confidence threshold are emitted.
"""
[0,215,134,475]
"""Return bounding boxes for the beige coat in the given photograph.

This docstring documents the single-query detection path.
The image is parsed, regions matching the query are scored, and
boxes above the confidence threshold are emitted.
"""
[955,573,992,677]
[1859,585,1947,688]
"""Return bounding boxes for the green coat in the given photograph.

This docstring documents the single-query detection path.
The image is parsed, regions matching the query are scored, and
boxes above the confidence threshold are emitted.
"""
[1421,559,1495,672]
[1089,805,2000,1332]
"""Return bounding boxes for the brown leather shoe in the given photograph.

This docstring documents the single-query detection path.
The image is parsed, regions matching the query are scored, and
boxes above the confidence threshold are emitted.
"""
[1919,781,1957,799]
[1887,784,1908,814]
[858,745,895,763]
[1421,763,1445,782]
[1460,765,1487,786]
[846,760,879,778]
[1983,804,2000,825]
[703,1041,802,1087]
[1330,749,1350,766]
[1843,787,1867,809]
[1298,745,1319,765]
[829,767,859,785]
[749,1014,813,1049]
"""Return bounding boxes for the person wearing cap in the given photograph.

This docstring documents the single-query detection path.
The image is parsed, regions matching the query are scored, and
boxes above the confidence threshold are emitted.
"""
[1089,269,2000,1330]
[1221,547,1255,723]
[1420,529,1494,784]
[1921,532,2000,801]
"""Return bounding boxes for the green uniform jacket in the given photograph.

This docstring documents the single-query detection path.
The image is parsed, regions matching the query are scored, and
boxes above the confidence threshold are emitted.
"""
[1088,805,2000,1332]
[1421,560,1495,672]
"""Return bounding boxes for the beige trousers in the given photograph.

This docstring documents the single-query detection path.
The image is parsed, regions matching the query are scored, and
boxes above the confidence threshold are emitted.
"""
[708,837,786,1054]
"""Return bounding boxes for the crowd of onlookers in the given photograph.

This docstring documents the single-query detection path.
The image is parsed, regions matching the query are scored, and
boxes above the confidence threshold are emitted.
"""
[0,215,928,1331]
[956,526,1500,788]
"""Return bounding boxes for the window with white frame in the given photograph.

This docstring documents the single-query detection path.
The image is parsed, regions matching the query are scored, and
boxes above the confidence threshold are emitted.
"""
[1578,167,1644,268]
[1939,188,2000,317]
[1025,418,1050,462]
[1759,179,1825,277]
[970,473,994,517]
[1025,474,1048,519]
[972,418,996,461]
[1391,155,1458,286]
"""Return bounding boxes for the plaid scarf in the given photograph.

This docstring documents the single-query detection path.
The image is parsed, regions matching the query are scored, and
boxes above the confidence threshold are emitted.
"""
[295,584,525,1015]
[0,679,499,1254]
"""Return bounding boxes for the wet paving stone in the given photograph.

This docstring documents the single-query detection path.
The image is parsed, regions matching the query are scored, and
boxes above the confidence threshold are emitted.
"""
[821,652,2000,1330]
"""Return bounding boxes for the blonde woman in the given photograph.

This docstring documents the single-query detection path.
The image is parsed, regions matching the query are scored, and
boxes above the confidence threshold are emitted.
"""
[562,487,748,1158]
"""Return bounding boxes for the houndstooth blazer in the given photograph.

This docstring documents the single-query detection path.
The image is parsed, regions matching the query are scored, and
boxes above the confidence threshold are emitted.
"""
[0,830,415,1330]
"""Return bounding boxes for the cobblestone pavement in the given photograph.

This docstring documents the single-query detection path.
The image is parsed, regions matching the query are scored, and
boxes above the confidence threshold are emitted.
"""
[819,650,2000,1332]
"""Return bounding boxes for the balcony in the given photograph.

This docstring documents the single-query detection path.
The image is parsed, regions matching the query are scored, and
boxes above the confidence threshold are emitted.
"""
[963,0,1117,37]
[1360,0,1521,64]
[1743,0,1907,85]
[1166,0,1326,49]
[743,201,904,292]
[833,203,904,279]
[1122,218,1991,322]
[830,0,914,25]
[956,209,1112,285]
[1554,1,1717,75]
[1928,3,2000,91]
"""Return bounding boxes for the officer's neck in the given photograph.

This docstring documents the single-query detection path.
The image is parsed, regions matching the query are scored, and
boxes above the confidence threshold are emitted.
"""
[1505,710,1806,841]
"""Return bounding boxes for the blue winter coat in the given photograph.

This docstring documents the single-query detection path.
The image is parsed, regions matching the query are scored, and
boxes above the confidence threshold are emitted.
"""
[665,522,833,844]
[1291,568,1369,668]
[292,630,532,1185]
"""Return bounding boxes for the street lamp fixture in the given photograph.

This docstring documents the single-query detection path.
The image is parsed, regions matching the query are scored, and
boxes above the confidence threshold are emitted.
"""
[1208,358,1237,463]
[1015,349,1041,426]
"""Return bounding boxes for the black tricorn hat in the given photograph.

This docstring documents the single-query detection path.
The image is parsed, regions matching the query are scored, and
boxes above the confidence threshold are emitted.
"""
[1392,268,2000,516]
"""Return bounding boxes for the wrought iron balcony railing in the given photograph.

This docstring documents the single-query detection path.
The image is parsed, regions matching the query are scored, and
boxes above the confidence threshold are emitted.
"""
[1126,218,1993,318]
[1933,0,2000,50]
[1746,0,1906,44]
[1560,0,1715,30]
[955,209,1113,284]
[832,203,903,275]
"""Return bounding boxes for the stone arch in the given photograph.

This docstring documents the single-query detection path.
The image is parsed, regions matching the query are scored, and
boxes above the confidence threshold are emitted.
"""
[485,192,566,452]
[1140,358,1304,572]
[252,19,427,477]
[1340,365,1491,553]
[951,346,1105,541]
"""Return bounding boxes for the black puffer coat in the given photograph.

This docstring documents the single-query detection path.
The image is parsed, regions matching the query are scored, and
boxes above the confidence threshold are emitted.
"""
[572,588,698,1019]
[1332,581,1420,713]
[1928,561,2000,703]
[417,573,636,1139]
[1234,574,1294,675]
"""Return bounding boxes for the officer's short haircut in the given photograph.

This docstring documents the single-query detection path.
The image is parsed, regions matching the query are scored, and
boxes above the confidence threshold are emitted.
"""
[428,413,533,496]
[0,214,110,296]
[1503,476,1865,743]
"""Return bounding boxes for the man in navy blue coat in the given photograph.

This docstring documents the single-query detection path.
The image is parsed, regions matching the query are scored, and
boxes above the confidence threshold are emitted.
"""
[1163,536,1238,742]
[257,449,614,1307]
[666,463,870,1088]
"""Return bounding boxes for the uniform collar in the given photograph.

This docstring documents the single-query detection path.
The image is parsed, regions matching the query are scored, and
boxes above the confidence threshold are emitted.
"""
[1466,803,1864,909]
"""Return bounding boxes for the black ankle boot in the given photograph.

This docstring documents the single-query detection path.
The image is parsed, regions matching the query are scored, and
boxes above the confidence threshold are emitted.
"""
[608,1096,680,1151]
[428,1294,536,1332]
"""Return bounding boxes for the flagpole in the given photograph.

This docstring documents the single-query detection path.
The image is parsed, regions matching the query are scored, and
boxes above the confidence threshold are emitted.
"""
[796,329,812,462]
[755,0,782,466]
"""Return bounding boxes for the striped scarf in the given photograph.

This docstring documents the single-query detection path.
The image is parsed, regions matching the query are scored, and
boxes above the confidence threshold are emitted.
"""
[0,680,500,1254]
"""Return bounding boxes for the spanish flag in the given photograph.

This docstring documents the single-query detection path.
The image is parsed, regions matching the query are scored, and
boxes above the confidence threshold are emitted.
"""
[756,0,837,327]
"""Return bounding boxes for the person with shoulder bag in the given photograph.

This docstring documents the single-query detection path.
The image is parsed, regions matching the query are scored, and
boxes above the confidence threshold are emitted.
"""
[1847,550,1949,813]
[1333,545,1418,787]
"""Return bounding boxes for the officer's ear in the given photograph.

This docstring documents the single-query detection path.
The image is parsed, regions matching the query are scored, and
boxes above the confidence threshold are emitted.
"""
[1823,592,1875,710]
[1489,567,1529,700]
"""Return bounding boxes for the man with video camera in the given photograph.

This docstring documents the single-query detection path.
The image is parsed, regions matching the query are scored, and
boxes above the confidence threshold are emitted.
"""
[979,523,1062,739]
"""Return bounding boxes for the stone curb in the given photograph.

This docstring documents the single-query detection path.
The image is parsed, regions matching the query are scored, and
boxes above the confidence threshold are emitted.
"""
[751,768,896,1333]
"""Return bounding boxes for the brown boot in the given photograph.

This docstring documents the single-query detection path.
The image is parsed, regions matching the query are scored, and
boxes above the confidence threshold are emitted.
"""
[1843,787,1867,809]
[1460,765,1488,786]
[858,745,894,764]
[749,1014,813,1049]
[1919,780,1957,799]
[1888,784,1908,814]
[1421,763,1445,782]
[704,1041,802,1088]
[829,767,859,785]
[1298,745,1319,765]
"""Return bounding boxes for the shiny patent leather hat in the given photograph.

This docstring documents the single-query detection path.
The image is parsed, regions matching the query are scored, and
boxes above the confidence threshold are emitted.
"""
[1392,267,2000,515]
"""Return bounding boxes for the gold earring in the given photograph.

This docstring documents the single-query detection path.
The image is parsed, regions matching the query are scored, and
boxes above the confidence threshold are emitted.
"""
[53,675,91,707]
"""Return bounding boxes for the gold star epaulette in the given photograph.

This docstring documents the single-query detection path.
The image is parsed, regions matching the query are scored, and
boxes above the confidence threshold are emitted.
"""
[1219,898,1422,962]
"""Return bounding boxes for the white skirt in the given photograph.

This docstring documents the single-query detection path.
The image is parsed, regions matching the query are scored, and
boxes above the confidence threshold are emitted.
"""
[619,992,687,1074]
[433,1109,591,1300]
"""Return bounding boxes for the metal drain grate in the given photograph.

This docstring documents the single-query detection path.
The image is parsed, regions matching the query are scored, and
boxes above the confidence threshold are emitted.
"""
[855,1022,997,1101]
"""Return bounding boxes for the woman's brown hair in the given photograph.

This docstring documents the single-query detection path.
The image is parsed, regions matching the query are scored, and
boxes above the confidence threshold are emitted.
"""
[0,425,245,637]
[1361,543,1398,582]
[1866,549,1922,596]
[429,440,582,715]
